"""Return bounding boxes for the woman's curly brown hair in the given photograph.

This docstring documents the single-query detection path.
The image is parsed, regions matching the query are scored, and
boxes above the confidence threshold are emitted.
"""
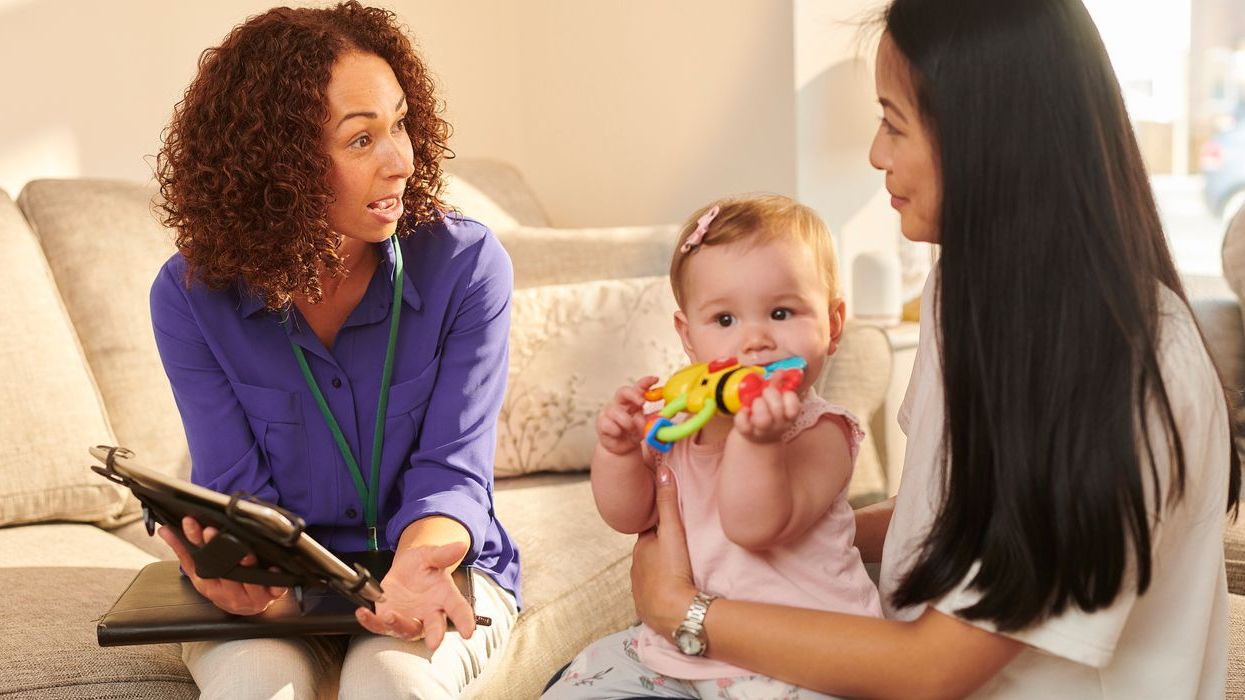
[156,1,451,309]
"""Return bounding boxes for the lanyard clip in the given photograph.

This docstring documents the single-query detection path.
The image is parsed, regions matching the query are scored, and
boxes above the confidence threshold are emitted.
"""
[367,527,379,552]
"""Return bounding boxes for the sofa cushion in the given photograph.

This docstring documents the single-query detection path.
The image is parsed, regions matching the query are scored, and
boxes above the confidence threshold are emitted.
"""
[0,524,195,699]
[1231,593,1245,699]
[497,224,677,289]
[473,473,636,699]
[499,275,685,477]
[1228,514,1245,597]
[17,179,189,522]
[0,189,124,526]
[0,522,159,569]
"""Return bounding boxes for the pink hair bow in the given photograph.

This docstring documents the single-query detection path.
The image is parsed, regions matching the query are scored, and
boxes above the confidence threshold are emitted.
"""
[680,205,720,253]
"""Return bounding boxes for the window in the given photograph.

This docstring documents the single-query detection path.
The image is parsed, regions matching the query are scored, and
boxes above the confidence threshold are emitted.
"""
[1086,0,1245,275]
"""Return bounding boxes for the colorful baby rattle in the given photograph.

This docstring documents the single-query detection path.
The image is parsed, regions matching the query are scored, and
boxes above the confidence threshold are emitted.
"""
[643,356,808,452]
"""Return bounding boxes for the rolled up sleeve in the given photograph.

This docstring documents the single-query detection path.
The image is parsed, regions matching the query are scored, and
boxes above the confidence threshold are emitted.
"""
[386,235,512,561]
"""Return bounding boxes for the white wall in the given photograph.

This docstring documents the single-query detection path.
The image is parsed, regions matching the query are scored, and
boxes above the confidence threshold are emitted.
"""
[0,0,897,302]
[795,0,913,312]
[510,0,796,226]
[0,0,524,196]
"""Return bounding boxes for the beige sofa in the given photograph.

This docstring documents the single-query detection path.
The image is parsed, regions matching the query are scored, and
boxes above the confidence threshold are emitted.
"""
[0,159,895,699]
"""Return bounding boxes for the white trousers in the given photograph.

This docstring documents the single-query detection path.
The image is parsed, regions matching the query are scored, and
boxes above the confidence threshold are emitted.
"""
[182,571,518,700]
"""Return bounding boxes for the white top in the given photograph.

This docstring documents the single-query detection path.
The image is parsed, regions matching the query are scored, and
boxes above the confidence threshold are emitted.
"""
[880,271,1231,698]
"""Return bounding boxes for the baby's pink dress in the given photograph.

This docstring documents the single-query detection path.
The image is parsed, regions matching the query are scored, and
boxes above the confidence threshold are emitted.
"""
[634,390,884,680]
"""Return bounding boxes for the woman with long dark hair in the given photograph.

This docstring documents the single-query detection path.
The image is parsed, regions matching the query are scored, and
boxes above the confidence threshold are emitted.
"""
[627,0,1241,696]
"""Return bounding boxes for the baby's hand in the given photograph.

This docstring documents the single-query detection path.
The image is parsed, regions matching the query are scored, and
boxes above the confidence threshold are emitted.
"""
[596,376,659,456]
[734,385,801,444]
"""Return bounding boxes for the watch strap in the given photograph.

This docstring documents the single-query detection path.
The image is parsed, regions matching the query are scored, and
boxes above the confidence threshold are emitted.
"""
[673,591,718,655]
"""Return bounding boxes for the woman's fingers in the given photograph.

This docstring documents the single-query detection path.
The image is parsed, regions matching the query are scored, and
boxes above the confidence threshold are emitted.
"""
[653,466,686,541]
[167,517,280,615]
[423,612,448,652]
[631,466,697,634]
[356,607,390,636]
[156,524,198,577]
[183,516,205,546]
[241,581,273,607]
[384,610,425,641]
[443,588,477,640]
[268,567,288,598]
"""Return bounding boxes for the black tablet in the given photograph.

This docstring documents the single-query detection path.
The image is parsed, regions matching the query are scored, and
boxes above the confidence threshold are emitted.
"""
[91,445,385,612]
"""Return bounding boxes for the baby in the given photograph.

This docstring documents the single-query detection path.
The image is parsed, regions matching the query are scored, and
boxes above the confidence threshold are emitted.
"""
[544,195,882,699]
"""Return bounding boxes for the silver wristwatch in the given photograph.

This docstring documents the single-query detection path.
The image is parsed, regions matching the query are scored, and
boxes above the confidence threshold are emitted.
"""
[672,592,718,656]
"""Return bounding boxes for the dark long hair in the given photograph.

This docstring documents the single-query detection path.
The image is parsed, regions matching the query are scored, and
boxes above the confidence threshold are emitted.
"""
[885,0,1242,631]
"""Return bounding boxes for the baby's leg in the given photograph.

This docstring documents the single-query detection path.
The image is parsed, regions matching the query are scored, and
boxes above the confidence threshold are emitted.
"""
[181,635,347,700]
[542,626,697,699]
[690,675,847,700]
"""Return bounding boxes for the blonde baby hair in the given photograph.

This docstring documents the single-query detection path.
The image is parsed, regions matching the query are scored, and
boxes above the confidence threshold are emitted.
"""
[669,194,842,309]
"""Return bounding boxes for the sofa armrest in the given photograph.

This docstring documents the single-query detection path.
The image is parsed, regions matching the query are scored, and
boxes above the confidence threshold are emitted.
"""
[1188,288,1245,595]
[1190,293,1245,392]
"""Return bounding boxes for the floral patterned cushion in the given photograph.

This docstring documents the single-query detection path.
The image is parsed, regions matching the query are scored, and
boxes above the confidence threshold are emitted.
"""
[498,276,684,477]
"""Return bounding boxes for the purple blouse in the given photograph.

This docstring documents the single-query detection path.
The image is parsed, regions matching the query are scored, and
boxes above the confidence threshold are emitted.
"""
[150,214,520,604]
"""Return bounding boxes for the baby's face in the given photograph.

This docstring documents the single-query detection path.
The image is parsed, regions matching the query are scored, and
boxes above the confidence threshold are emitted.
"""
[674,238,837,392]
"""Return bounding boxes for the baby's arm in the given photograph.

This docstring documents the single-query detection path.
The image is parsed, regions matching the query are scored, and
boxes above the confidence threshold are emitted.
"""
[718,389,854,550]
[591,377,661,534]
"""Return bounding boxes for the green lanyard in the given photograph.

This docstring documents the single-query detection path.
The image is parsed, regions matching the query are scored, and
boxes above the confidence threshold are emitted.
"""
[287,235,403,551]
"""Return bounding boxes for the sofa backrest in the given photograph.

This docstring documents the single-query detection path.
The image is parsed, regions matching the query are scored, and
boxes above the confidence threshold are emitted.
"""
[0,188,127,526]
[18,180,188,507]
[443,158,552,229]
[8,161,895,527]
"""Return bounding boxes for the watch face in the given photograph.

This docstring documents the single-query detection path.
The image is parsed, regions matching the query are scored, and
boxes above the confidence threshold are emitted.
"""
[675,629,705,656]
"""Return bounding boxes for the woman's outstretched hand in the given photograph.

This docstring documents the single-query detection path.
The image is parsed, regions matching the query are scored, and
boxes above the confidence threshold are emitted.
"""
[631,465,699,638]
[158,516,288,616]
[355,541,477,651]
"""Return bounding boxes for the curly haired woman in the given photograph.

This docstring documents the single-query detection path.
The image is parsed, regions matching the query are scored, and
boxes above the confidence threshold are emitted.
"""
[149,3,518,697]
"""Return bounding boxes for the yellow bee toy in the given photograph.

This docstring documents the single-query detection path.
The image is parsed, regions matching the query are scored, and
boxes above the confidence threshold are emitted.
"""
[643,356,807,452]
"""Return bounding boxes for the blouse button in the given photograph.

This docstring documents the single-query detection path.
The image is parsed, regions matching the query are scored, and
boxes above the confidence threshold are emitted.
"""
[345,507,358,519]
[331,377,342,388]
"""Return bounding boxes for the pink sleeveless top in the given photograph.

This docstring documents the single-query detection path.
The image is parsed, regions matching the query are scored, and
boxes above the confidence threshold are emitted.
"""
[634,390,883,680]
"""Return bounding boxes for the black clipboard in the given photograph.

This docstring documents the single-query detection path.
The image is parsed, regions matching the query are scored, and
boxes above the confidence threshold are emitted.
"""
[89,445,488,647]
[95,553,479,646]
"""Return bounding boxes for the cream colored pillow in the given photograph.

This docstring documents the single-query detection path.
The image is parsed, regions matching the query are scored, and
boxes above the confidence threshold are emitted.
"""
[497,276,684,477]
[19,179,188,526]
[497,224,677,290]
[0,190,125,526]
